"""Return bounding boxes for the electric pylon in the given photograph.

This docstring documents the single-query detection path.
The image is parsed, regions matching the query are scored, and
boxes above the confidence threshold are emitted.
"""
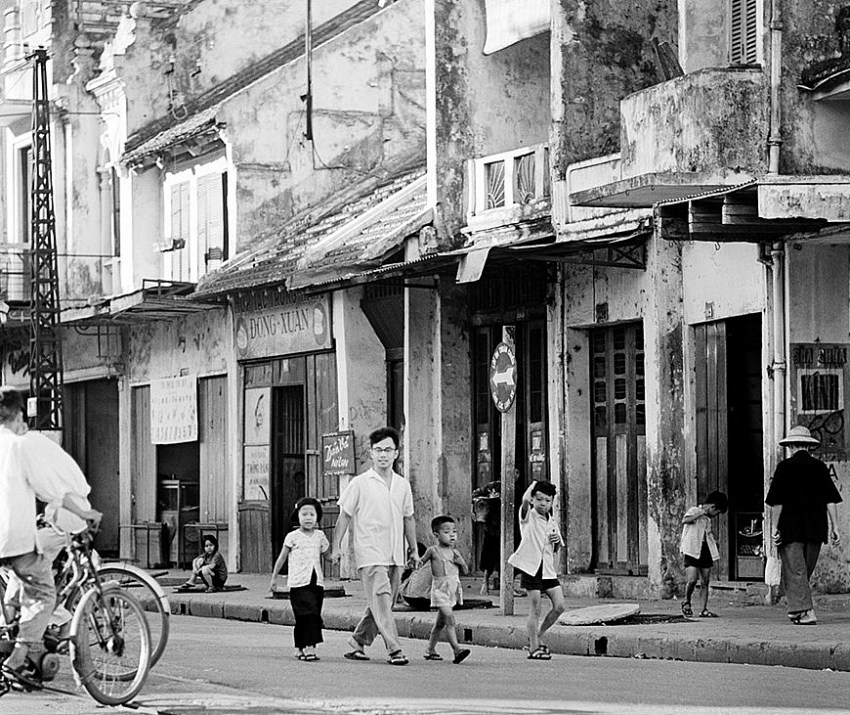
[27,48,64,431]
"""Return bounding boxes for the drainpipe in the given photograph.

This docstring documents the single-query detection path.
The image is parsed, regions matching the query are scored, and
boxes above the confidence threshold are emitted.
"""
[770,242,786,458]
[767,0,783,174]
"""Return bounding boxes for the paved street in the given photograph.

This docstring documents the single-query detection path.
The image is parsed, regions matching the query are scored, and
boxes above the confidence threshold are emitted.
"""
[4,616,850,715]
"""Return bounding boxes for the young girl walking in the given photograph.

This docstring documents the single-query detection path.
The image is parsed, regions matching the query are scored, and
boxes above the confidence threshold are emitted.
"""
[269,497,330,661]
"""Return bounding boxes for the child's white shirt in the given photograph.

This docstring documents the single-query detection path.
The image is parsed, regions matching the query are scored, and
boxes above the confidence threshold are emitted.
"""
[284,529,330,587]
[508,506,563,579]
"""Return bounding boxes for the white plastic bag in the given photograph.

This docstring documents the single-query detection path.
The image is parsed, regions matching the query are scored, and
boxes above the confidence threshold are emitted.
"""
[765,555,781,587]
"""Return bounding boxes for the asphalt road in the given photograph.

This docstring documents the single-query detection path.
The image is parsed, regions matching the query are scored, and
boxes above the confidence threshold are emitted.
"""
[3,615,850,714]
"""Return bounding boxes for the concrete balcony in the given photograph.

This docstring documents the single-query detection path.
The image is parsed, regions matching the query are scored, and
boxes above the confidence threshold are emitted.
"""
[571,68,768,208]
[465,143,551,240]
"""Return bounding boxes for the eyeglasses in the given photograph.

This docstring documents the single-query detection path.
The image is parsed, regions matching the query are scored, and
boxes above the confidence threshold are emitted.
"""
[371,446,397,454]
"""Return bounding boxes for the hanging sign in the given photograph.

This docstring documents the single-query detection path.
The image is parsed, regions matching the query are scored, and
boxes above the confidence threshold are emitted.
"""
[489,342,518,413]
[322,431,355,477]
[150,375,197,444]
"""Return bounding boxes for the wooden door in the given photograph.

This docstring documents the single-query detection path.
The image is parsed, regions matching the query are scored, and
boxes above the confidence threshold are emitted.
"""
[591,323,647,575]
[694,321,730,579]
[131,385,156,523]
[199,376,228,522]
[271,384,306,554]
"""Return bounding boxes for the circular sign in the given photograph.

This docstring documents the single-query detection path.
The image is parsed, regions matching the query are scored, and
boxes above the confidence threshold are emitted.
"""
[489,342,518,413]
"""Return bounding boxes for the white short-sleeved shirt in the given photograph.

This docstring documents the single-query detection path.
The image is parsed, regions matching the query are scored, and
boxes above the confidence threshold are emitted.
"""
[337,468,413,569]
[284,528,330,588]
[507,506,564,579]
[0,427,91,559]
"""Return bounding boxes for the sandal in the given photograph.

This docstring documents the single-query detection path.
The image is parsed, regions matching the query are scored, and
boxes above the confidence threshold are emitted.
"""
[699,609,718,618]
[343,649,370,661]
[302,653,320,661]
[539,644,550,655]
[1,661,42,690]
[527,647,551,660]
[452,648,471,664]
[387,651,409,665]
[423,651,443,661]
[681,602,693,617]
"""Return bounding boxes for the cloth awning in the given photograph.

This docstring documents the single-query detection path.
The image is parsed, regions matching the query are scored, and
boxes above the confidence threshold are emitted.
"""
[483,0,549,55]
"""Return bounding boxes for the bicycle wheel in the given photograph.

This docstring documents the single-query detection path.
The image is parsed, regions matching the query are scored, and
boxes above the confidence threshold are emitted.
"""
[98,562,170,668]
[70,585,151,706]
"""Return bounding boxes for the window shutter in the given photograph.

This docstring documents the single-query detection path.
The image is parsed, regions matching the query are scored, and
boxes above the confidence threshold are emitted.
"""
[730,0,758,65]
[197,172,226,277]
[170,181,190,281]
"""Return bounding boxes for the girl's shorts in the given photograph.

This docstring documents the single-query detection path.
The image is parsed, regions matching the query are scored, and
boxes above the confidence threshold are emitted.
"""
[519,566,560,593]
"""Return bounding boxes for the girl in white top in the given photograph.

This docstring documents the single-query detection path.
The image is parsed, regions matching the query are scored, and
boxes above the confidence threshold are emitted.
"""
[269,497,330,662]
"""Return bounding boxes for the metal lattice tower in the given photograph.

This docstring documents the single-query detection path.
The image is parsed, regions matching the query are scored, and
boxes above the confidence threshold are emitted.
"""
[28,49,64,431]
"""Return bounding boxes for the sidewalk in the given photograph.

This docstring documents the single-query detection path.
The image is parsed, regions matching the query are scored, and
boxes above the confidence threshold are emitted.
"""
[155,570,850,672]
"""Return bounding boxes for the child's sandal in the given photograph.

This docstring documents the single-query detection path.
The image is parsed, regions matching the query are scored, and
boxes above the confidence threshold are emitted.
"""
[681,602,693,617]
[423,651,443,661]
[699,609,718,618]
[527,647,551,660]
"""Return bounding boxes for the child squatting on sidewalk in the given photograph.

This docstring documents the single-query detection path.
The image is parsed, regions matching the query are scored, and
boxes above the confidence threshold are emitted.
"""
[179,534,228,592]
[269,497,330,661]
[420,516,471,664]
[680,491,729,618]
[507,480,565,660]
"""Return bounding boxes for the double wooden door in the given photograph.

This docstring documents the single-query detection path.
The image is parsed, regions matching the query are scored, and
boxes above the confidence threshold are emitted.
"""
[590,323,648,575]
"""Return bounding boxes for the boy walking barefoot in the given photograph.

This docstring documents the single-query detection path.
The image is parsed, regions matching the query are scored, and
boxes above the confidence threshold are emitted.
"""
[421,516,471,664]
[680,491,728,618]
[508,481,565,660]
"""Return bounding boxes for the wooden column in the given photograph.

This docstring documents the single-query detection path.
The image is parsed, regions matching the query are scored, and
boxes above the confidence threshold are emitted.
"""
[500,325,516,616]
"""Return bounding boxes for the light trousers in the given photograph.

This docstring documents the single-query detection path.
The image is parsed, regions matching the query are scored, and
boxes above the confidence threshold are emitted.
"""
[0,551,55,647]
[779,541,821,614]
[352,564,403,654]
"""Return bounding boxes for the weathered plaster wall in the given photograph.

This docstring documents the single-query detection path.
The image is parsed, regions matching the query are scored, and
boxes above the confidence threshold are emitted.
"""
[551,0,678,181]
[125,168,164,285]
[782,0,850,174]
[619,69,768,179]
[787,244,850,591]
[560,237,686,595]
[681,242,765,325]
[226,0,426,251]
[125,308,228,382]
[433,0,550,238]
[678,0,726,72]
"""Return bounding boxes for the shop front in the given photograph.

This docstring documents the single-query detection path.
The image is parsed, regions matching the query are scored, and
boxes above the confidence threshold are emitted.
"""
[232,287,339,573]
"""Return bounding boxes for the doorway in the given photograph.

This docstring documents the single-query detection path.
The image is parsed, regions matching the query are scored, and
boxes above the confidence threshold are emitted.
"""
[589,322,648,575]
[694,313,764,580]
[271,384,306,555]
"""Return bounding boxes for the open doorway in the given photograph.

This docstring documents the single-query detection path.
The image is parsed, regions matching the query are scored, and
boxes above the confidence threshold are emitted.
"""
[271,384,306,558]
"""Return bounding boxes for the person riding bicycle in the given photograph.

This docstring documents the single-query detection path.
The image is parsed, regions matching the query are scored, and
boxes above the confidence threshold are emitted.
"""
[0,387,102,687]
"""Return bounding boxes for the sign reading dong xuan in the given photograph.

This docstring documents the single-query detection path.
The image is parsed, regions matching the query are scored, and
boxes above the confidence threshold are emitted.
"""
[232,289,332,360]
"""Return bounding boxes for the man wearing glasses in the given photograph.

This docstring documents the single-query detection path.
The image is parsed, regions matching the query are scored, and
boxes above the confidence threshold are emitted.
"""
[332,426,420,665]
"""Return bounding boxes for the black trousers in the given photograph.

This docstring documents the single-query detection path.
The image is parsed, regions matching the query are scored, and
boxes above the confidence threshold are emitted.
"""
[290,571,324,648]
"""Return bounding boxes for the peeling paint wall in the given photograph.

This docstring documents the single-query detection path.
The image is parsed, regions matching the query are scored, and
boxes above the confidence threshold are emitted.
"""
[560,236,687,595]
[125,309,229,382]
[782,0,850,173]
[786,244,850,590]
[551,0,678,181]
[433,0,550,239]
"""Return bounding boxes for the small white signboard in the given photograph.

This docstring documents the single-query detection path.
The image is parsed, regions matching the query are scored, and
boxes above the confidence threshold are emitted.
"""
[150,376,198,444]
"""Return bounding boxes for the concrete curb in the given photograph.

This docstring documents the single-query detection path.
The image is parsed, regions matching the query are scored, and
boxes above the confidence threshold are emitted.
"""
[156,591,846,672]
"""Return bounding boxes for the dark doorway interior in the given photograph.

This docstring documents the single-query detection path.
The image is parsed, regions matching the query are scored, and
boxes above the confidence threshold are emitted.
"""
[725,314,764,580]
[271,384,306,559]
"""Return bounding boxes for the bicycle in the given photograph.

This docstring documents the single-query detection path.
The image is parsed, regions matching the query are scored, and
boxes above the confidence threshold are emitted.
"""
[0,529,151,706]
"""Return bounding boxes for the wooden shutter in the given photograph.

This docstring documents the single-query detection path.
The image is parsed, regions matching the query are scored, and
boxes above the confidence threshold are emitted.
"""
[170,181,190,281]
[196,173,225,278]
[199,376,228,522]
[730,0,758,65]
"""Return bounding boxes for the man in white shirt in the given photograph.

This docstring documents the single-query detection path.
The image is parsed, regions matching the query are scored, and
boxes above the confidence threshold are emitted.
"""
[0,387,101,683]
[332,426,420,665]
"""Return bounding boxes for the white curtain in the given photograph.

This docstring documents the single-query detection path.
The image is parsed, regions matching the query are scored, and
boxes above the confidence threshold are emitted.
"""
[483,0,550,55]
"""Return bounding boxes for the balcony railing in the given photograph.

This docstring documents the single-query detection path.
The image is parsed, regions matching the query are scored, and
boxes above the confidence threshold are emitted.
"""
[0,243,112,304]
[466,143,550,232]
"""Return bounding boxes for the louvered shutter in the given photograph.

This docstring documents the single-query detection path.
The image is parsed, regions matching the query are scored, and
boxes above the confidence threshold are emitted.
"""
[196,172,225,277]
[730,0,758,65]
[170,181,190,281]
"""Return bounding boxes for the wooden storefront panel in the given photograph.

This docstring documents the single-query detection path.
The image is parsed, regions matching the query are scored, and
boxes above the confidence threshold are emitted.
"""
[591,323,647,575]
[199,376,228,522]
[131,385,156,522]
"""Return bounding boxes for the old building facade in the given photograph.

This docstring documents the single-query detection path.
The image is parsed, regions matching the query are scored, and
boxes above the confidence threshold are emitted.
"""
[2,0,850,596]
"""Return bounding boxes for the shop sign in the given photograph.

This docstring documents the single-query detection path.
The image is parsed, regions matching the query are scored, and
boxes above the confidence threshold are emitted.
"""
[790,342,850,459]
[244,445,270,500]
[150,376,197,444]
[244,387,271,445]
[233,289,332,360]
[322,431,355,476]
[489,342,518,413]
